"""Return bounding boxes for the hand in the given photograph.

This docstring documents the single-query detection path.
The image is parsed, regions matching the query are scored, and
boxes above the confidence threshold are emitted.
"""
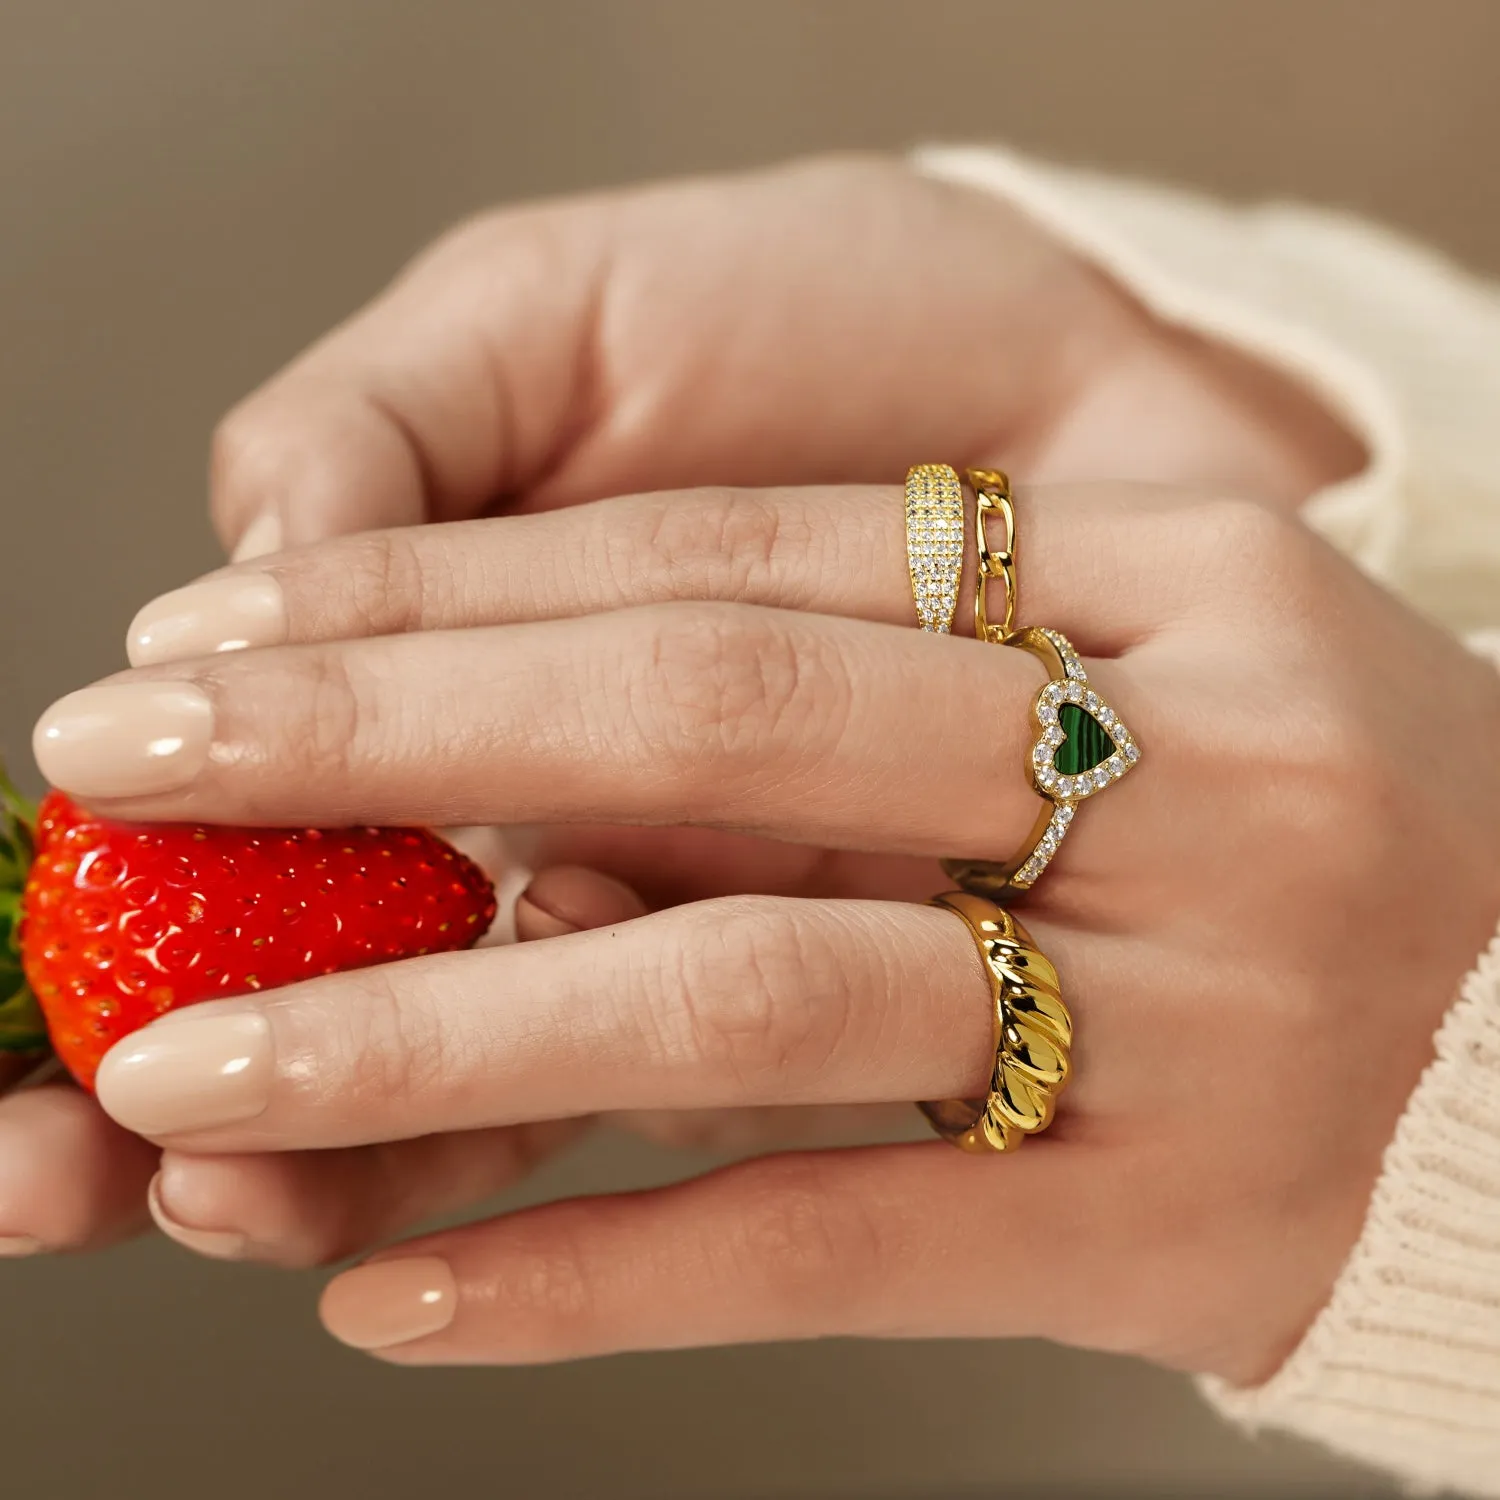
[33,480,1500,1382]
[209,154,1358,554]
[1,153,1362,1260]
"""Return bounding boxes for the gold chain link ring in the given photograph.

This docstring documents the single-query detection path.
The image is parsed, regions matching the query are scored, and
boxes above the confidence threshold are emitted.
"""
[969,468,1018,644]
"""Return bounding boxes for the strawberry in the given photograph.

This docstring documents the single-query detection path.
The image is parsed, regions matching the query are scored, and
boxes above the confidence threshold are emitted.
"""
[0,769,496,1090]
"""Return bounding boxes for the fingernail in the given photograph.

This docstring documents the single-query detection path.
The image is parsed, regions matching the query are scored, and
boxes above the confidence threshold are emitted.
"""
[96,1011,273,1136]
[321,1257,458,1351]
[231,512,283,563]
[33,682,213,800]
[128,574,286,668]
[0,1235,42,1258]
[147,1173,248,1261]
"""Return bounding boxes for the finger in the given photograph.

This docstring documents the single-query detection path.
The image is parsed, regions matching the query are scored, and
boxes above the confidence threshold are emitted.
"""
[208,159,1123,556]
[41,601,1139,865]
[129,482,1187,669]
[514,866,650,941]
[149,1118,588,1268]
[0,1085,157,1254]
[508,863,897,1152]
[209,196,611,552]
[90,895,1083,1152]
[316,1143,1109,1362]
[150,869,625,1268]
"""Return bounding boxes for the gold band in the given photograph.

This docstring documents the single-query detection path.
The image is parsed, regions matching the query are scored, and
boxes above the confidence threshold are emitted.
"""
[944,626,1141,896]
[904,464,964,633]
[969,468,1017,644]
[920,890,1072,1153]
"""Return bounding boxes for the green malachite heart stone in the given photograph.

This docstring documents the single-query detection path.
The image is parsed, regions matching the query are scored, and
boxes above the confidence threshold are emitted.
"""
[1054,703,1114,775]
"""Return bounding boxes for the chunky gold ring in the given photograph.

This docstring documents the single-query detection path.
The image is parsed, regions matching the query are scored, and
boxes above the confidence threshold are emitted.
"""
[904,464,964,633]
[969,467,1018,644]
[944,626,1141,896]
[920,890,1072,1153]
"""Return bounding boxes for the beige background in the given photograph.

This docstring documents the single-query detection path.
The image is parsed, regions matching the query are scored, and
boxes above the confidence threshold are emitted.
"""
[2,2,1493,1495]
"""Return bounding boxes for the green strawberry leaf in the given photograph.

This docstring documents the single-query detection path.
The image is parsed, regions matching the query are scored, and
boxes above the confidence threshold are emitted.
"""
[0,763,49,1055]
[0,981,47,1053]
[0,762,35,886]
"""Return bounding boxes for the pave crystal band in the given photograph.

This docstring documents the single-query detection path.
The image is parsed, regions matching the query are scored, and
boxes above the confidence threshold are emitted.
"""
[919,890,1073,1153]
[904,464,964,633]
[943,626,1141,896]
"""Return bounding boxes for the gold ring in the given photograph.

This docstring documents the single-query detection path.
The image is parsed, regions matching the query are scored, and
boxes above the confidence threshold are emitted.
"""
[944,626,1141,895]
[920,890,1072,1153]
[969,468,1017,643]
[904,464,964,633]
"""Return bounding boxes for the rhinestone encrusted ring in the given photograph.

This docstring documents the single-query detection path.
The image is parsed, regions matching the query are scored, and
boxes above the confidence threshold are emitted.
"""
[904,463,964,633]
[943,626,1141,897]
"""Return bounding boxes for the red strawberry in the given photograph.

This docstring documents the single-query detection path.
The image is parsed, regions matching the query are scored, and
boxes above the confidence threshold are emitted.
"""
[0,771,496,1090]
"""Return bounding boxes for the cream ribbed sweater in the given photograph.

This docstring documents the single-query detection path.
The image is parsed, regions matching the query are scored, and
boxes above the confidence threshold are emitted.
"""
[920,146,1500,1495]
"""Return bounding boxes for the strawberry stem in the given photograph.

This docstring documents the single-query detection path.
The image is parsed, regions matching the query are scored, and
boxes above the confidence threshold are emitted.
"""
[0,761,50,1055]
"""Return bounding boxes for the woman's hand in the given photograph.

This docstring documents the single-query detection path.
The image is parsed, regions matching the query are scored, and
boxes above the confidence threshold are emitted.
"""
[31,480,1500,1383]
[0,153,1361,1262]
[208,155,1357,555]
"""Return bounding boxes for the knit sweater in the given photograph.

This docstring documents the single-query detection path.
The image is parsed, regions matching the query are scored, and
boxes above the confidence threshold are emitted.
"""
[919,146,1500,1495]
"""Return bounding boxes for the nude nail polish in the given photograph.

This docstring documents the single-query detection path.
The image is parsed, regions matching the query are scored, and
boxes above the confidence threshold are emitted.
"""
[33,682,213,800]
[95,1010,273,1136]
[147,1173,248,1260]
[128,574,286,668]
[231,512,283,563]
[0,1235,42,1257]
[321,1257,458,1351]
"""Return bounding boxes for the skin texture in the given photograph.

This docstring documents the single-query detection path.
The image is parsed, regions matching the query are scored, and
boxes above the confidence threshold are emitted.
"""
[10,157,1496,1387]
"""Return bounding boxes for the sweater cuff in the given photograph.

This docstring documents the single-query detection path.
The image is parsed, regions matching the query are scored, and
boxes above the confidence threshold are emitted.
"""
[913,145,1404,577]
[1199,628,1500,1494]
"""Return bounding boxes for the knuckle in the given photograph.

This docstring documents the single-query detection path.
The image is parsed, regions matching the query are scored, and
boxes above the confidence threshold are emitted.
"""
[625,605,846,793]
[290,652,368,786]
[402,201,595,319]
[207,648,365,799]
[315,529,439,637]
[493,1215,602,1356]
[407,203,552,278]
[732,1159,890,1320]
[1191,495,1288,553]
[282,967,450,1117]
[1187,496,1318,608]
[1302,724,1399,865]
[209,404,294,521]
[641,899,855,1090]
[624,489,797,604]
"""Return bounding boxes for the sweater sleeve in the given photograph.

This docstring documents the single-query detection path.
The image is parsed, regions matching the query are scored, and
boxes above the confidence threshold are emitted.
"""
[917,145,1500,1493]
[917,145,1500,637]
